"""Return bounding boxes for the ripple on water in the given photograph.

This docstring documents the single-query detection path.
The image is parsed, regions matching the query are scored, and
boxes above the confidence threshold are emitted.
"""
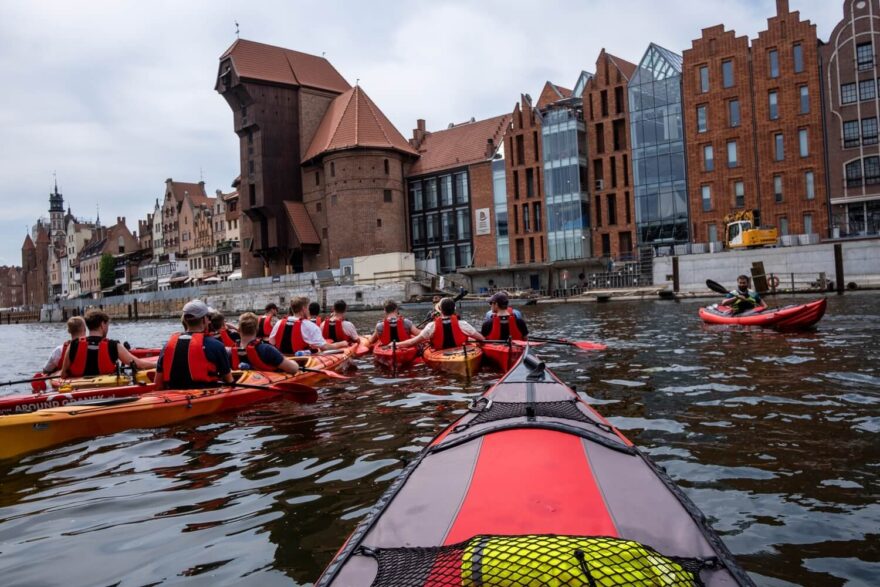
[605,416,686,434]
[601,379,646,387]
[823,371,880,387]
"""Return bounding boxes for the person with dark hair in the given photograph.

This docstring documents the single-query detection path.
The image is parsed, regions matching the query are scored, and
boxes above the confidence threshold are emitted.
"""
[257,303,278,340]
[719,275,766,314]
[61,309,153,378]
[155,300,234,389]
[270,297,348,354]
[397,297,483,350]
[366,299,421,346]
[322,300,359,344]
[308,301,324,327]
[209,311,240,349]
[481,291,528,340]
[232,312,300,374]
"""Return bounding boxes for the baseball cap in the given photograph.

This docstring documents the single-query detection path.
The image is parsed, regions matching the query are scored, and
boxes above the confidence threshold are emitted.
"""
[182,299,211,319]
[488,291,509,305]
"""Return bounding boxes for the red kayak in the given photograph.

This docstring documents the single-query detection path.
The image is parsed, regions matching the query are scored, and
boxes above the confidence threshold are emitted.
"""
[481,341,526,370]
[699,297,826,329]
[372,342,420,370]
[0,383,155,415]
[317,349,753,586]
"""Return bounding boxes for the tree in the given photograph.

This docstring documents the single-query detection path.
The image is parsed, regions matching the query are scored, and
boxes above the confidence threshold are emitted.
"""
[99,253,116,290]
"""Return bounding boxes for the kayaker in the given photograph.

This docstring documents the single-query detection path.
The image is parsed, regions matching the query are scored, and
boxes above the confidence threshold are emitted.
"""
[270,297,349,354]
[308,301,324,327]
[232,312,300,374]
[209,311,240,349]
[366,299,421,347]
[322,300,360,345]
[60,309,154,378]
[720,275,767,314]
[482,291,525,322]
[397,297,484,350]
[481,291,528,340]
[155,300,234,390]
[42,316,86,374]
[257,303,278,340]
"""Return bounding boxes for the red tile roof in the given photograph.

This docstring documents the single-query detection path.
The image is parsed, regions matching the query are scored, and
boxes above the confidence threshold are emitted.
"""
[21,234,34,250]
[407,114,510,176]
[607,53,638,79]
[283,201,320,246]
[170,181,209,207]
[302,86,418,163]
[221,39,350,94]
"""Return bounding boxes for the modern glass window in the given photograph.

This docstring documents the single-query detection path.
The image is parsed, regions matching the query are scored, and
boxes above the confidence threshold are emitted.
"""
[703,144,714,171]
[799,85,810,114]
[841,83,857,104]
[774,133,785,160]
[793,43,804,73]
[411,183,423,211]
[774,175,783,203]
[729,99,740,127]
[804,213,813,234]
[769,50,779,78]
[722,60,734,88]
[697,105,708,132]
[455,172,469,203]
[779,216,789,235]
[857,42,874,71]
[805,171,815,200]
[425,178,438,208]
[440,175,453,206]
[799,129,809,157]
[727,140,738,167]
[844,120,861,147]
[864,117,879,145]
[769,91,779,120]
[701,185,712,211]
[456,209,471,239]
[734,181,745,207]
[699,66,709,93]
[859,78,876,101]
[865,156,880,184]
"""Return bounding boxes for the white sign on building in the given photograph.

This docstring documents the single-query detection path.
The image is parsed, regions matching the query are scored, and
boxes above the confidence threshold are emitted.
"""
[475,208,491,236]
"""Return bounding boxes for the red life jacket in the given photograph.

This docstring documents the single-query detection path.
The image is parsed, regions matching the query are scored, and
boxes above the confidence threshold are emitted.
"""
[60,340,71,367]
[231,339,277,371]
[310,316,323,328]
[257,315,274,339]
[487,312,525,341]
[161,332,218,387]
[67,336,118,377]
[273,318,307,354]
[216,329,237,349]
[322,319,347,343]
[379,317,410,345]
[431,316,468,350]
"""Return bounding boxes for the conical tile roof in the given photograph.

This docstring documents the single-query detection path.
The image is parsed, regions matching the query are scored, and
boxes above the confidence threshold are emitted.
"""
[302,86,418,163]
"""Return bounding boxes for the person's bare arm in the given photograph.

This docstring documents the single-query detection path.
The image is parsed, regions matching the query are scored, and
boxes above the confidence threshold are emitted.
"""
[117,344,155,370]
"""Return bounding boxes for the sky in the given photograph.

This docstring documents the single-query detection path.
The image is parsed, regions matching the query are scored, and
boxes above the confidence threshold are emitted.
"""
[0,0,842,265]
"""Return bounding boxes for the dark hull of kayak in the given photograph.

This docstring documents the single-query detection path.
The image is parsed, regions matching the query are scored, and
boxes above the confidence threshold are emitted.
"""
[318,350,753,586]
[699,297,826,329]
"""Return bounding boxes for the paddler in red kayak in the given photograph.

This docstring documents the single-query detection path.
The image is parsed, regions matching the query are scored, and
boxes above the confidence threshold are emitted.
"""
[60,309,154,378]
[397,297,484,350]
[209,311,240,350]
[231,312,300,374]
[257,303,278,340]
[366,299,421,347]
[308,301,324,327]
[155,300,234,389]
[322,300,360,345]
[270,297,349,354]
[719,275,767,314]
[481,291,528,340]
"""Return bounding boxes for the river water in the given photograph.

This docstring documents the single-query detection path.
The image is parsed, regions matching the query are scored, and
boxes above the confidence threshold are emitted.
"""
[0,294,877,586]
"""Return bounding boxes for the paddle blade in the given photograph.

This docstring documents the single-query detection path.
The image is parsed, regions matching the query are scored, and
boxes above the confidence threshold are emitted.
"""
[273,380,319,402]
[706,279,729,295]
[303,367,351,380]
[572,341,607,351]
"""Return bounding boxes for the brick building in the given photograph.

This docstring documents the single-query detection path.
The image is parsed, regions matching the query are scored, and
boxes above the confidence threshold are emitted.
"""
[683,0,826,244]
[161,179,209,256]
[21,225,49,308]
[506,96,547,268]
[0,266,24,308]
[584,50,638,260]
[301,85,418,270]
[821,0,880,237]
[77,218,139,296]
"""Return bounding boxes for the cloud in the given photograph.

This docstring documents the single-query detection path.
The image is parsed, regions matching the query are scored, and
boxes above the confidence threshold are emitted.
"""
[0,0,841,263]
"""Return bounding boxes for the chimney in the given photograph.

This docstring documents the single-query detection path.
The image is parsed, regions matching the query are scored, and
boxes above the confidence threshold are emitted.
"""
[776,0,788,15]
[411,119,428,149]
[417,119,426,132]
[485,138,495,158]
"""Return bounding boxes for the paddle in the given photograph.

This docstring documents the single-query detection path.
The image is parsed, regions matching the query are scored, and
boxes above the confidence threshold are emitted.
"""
[417,289,469,328]
[706,279,731,296]
[527,336,607,351]
[0,374,58,388]
[298,366,351,380]
[231,380,318,402]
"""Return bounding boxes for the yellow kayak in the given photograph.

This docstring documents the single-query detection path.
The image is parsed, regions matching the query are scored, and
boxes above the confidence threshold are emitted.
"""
[50,370,154,390]
[422,345,482,377]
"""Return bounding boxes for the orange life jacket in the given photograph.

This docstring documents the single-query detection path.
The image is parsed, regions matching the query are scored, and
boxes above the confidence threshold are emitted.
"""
[379,317,410,344]
[432,316,468,350]
[161,333,218,387]
[487,312,525,341]
[309,316,323,328]
[231,339,278,371]
[216,329,237,349]
[67,336,118,377]
[257,315,274,339]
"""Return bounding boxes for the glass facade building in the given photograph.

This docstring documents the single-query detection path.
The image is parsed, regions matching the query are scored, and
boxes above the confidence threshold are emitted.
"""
[629,44,690,246]
[408,171,472,273]
[492,151,510,266]
[542,107,590,260]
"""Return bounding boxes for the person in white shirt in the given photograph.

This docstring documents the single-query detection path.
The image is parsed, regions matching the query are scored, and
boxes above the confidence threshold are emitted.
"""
[269,297,349,354]
[397,297,483,350]
[43,316,87,374]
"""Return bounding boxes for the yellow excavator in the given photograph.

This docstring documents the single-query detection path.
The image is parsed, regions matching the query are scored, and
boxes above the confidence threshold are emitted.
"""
[722,209,778,249]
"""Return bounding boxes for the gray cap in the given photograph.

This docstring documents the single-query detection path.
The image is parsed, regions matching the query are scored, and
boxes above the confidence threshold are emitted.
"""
[488,291,509,305]
[182,299,211,319]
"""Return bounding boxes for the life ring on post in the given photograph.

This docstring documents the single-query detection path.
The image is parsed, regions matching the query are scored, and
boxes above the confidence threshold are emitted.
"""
[769,275,780,289]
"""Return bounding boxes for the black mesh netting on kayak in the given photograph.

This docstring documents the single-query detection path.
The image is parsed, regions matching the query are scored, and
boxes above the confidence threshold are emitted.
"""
[454,400,613,434]
[357,534,717,586]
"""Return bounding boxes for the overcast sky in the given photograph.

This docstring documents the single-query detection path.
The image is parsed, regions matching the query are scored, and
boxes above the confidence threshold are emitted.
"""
[0,0,842,265]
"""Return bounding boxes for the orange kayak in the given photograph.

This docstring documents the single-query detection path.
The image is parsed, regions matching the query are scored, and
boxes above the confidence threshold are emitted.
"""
[422,345,482,377]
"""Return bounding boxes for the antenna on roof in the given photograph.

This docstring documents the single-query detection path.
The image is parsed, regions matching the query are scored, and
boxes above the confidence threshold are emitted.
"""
[234,20,240,38]
[322,51,326,57]
[356,78,360,86]
[200,167,204,182]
